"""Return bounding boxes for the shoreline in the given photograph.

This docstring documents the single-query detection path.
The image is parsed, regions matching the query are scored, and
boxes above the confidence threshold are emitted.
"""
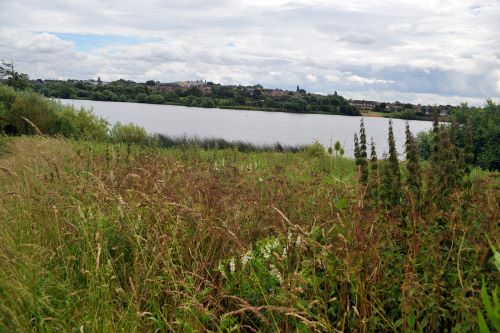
[58,97,435,121]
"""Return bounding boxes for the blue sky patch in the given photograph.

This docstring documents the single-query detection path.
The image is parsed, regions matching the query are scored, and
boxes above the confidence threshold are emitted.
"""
[52,33,161,51]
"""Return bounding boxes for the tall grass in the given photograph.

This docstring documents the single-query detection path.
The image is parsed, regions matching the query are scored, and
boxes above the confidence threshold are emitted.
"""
[157,134,305,153]
[0,136,497,332]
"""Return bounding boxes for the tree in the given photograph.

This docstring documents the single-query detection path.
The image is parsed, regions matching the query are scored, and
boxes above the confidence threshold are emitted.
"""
[0,60,30,90]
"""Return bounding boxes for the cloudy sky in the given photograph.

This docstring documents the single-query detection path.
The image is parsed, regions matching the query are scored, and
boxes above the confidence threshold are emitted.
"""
[1,0,499,105]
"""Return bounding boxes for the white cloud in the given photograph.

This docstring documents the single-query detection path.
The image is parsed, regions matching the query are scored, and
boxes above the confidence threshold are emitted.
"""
[346,75,395,85]
[0,0,499,104]
[306,74,318,82]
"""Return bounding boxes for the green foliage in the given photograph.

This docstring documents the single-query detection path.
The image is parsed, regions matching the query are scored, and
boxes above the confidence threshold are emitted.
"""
[428,125,461,203]
[416,130,433,160]
[405,122,422,202]
[0,84,108,139]
[354,133,360,165]
[304,140,326,157]
[369,138,379,200]
[359,119,368,184]
[110,122,158,146]
[478,281,500,333]
[0,60,30,90]
[386,120,401,206]
[417,100,500,171]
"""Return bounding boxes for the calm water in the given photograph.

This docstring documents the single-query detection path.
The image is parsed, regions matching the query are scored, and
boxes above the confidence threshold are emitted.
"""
[60,99,433,157]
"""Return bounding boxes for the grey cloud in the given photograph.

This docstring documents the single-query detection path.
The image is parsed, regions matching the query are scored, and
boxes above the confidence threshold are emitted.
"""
[1,0,499,103]
[339,31,376,44]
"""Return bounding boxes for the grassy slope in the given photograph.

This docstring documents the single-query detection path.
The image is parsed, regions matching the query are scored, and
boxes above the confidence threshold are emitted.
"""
[0,137,498,332]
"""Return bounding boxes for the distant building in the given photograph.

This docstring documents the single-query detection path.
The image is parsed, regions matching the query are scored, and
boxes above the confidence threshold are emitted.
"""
[349,99,379,112]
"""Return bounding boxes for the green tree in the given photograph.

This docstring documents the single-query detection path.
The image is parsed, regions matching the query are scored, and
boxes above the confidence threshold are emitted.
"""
[0,60,30,90]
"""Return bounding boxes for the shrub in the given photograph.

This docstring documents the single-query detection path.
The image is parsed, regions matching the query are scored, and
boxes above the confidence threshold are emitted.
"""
[0,84,109,139]
[304,140,326,157]
[110,122,158,146]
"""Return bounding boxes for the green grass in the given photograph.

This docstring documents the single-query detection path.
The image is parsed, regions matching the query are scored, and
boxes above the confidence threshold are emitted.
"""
[0,136,498,332]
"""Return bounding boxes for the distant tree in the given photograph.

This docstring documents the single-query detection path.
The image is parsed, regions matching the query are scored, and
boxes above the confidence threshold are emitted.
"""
[0,60,30,90]
[136,93,147,103]
[251,89,262,100]
[186,86,203,97]
[284,96,307,112]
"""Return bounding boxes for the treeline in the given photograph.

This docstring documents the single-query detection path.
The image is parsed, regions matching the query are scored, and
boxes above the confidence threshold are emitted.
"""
[29,78,360,115]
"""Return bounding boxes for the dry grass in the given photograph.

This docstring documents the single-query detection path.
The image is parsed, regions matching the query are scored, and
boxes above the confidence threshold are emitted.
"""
[0,136,497,332]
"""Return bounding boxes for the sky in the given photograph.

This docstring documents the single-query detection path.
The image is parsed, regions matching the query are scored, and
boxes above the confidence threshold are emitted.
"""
[1,0,499,105]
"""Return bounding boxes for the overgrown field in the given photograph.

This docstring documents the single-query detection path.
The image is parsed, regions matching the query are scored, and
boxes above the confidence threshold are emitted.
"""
[0,136,497,332]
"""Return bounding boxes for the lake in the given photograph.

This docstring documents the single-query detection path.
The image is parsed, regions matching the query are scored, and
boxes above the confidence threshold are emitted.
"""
[60,99,433,157]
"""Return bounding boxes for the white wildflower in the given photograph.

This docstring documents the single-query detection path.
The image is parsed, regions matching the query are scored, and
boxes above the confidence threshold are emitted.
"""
[261,237,281,260]
[282,246,287,259]
[296,235,302,247]
[263,247,271,259]
[241,250,253,266]
[229,258,236,274]
[218,261,227,278]
[269,264,283,284]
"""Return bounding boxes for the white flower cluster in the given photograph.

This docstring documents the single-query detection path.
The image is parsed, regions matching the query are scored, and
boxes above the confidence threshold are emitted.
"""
[269,264,283,284]
[262,238,280,259]
[218,261,227,278]
[246,161,259,172]
[229,258,236,274]
[241,250,253,266]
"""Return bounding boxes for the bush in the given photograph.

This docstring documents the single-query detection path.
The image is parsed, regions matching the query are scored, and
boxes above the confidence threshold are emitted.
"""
[110,122,158,146]
[304,140,326,157]
[53,106,109,141]
[0,84,109,140]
